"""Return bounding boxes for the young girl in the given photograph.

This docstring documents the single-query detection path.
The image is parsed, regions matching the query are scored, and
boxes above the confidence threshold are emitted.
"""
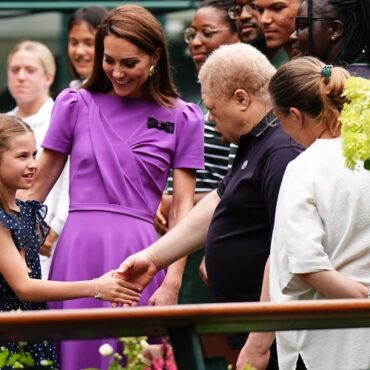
[0,114,141,369]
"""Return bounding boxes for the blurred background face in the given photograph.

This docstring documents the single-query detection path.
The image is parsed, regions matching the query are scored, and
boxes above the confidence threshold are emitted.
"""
[187,6,239,71]
[256,0,300,51]
[7,50,51,106]
[233,0,266,47]
[68,21,96,78]
[291,0,335,62]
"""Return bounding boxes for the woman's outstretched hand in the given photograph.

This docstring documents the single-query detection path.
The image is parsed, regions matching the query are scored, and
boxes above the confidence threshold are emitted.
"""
[95,270,142,305]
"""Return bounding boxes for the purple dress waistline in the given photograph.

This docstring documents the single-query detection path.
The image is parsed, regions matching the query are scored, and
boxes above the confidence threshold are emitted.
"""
[69,203,154,224]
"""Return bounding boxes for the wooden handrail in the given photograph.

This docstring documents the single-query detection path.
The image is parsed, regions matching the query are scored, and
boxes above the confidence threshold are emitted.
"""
[2,299,370,342]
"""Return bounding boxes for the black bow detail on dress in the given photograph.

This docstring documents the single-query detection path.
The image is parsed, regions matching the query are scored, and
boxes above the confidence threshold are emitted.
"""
[147,117,175,134]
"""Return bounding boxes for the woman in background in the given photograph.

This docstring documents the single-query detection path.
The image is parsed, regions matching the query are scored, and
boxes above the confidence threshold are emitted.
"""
[67,6,108,88]
[291,0,370,78]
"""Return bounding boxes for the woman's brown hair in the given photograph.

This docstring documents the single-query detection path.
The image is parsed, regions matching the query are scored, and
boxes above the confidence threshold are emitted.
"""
[84,5,179,107]
[0,114,33,212]
[269,56,349,137]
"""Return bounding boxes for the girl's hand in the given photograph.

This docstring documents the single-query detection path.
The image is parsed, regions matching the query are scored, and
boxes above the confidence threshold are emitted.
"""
[95,271,142,305]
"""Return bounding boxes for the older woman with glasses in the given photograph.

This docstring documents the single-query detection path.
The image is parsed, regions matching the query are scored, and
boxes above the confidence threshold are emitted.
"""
[184,0,240,70]
[291,0,370,78]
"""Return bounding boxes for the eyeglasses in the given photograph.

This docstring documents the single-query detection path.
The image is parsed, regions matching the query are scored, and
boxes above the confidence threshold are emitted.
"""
[228,3,258,19]
[295,17,331,34]
[184,27,230,43]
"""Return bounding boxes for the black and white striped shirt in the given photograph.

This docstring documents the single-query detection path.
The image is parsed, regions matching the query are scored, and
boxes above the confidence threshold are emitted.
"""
[167,103,230,193]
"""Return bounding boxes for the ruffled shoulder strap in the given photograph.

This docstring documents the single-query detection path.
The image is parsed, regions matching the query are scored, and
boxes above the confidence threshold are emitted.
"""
[23,200,48,221]
[16,200,50,249]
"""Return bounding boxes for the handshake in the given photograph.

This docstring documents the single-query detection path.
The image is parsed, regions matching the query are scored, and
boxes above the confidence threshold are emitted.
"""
[95,250,160,306]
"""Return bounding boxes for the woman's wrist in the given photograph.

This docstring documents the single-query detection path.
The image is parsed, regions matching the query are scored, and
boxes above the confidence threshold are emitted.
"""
[92,278,101,299]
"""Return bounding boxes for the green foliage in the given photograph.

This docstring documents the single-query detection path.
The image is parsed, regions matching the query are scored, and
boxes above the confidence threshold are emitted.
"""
[0,343,35,369]
[88,336,178,370]
[120,337,147,370]
[89,337,148,370]
[0,342,57,369]
[341,76,370,169]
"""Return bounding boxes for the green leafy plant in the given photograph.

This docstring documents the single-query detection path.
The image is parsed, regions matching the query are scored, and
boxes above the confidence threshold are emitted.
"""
[0,342,56,369]
[86,336,177,370]
[340,76,370,170]
[0,342,35,369]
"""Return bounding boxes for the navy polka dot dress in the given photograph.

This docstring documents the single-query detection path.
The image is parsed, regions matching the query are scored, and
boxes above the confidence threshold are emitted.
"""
[0,200,58,369]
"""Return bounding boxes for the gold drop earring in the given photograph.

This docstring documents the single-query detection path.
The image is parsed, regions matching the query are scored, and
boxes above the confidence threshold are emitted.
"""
[149,65,157,77]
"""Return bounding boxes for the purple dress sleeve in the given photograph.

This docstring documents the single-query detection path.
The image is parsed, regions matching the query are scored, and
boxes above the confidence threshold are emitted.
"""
[172,102,205,169]
[42,88,79,154]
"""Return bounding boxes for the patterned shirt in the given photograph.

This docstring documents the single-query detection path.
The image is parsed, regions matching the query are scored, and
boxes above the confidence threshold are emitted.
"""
[167,101,230,193]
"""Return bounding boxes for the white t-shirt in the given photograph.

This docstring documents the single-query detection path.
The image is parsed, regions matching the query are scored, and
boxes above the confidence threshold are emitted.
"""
[270,138,370,370]
[8,98,53,149]
[8,98,69,278]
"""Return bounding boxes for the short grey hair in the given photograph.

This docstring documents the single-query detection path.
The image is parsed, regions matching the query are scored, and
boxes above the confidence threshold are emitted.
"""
[198,43,276,101]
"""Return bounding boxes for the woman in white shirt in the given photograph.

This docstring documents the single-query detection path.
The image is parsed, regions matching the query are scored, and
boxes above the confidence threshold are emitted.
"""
[7,41,69,279]
[268,56,370,370]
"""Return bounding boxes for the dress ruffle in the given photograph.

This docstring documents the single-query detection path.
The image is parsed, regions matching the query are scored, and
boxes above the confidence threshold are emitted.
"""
[0,200,50,252]
[23,200,50,248]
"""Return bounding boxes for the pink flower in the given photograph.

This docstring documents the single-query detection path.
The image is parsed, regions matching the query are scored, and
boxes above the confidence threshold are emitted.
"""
[150,338,177,370]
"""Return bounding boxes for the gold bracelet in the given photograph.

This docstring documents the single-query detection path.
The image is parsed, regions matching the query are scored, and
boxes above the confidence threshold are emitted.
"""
[93,278,101,299]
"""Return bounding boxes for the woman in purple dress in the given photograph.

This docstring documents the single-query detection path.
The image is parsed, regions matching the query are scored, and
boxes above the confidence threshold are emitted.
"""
[27,5,204,370]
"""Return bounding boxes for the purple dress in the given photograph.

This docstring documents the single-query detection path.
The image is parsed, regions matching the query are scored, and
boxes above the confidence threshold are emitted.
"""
[43,88,204,370]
